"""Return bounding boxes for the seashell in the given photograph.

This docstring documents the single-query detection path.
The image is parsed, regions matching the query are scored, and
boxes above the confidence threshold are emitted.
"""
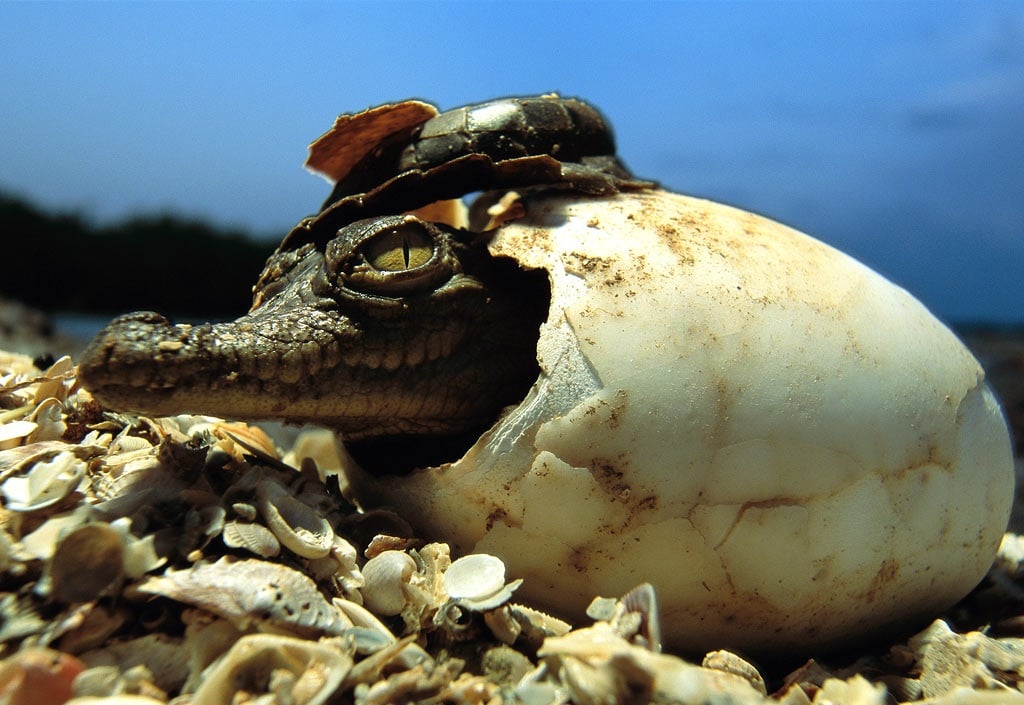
[56,603,131,653]
[343,626,396,656]
[0,647,85,705]
[27,397,66,443]
[444,554,505,600]
[481,645,534,687]
[538,622,765,705]
[812,676,888,705]
[20,506,92,560]
[135,557,352,637]
[364,533,417,557]
[502,604,572,651]
[587,583,661,651]
[215,420,280,461]
[0,420,37,451]
[108,433,153,454]
[443,553,522,612]
[908,619,1024,699]
[339,508,414,551]
[701,650,767,696]
[329,536,362,590]
[222,520,281,557]
[0,593,49,643]
[333,597,396,642]
[92,446,156,475]
[558,657,620,705]
[33,355,74,404]
[0,440,101,478]
[345,641,451,700]
[483,608,521,646]
[1,451,85,512]
[70,665,124,698]
[179,614,245,695]
[331,599,433,674]
[399,543,451,620]
[108,517,166,578]
[229,501,258,521]
[307,561,363,604]
[284,426,354,484]
[166,414,223,438]
[0,531,14,573]
[346,189,1015,653]
[65,696,167,704]
[46,522,125,603]
[91,459,185,517]
[256,478,334,559]
[190,633,351,705]
[510,679,564,705]
[78,633,189,695]
[361,550,416,617]
[179,505,226,557]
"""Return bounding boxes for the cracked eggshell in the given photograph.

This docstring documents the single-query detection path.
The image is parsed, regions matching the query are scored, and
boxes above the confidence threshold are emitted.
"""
[345,189,1014,654]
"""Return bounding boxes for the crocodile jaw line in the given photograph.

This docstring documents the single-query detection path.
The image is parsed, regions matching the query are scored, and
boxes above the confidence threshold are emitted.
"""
[79,308,352,426]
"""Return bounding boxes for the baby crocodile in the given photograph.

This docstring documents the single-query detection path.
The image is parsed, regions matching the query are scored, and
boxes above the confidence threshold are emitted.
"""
[79,214,549,452]
[78,95,648,460]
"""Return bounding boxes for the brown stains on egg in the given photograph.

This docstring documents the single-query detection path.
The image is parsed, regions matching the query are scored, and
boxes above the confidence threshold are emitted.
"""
[863,559,900,604]
[588,459,632,503]
[563,250,614,275]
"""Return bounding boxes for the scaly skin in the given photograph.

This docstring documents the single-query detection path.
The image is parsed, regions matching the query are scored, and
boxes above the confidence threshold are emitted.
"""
[78,215,548,441]
[78,95,638,449]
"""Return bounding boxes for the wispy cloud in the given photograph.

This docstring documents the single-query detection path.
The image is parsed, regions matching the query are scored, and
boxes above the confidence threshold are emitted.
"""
[907,69,1024,131]
[905,10,1024,132]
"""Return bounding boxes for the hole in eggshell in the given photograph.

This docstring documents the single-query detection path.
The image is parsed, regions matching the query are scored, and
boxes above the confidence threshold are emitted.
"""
[346,253,551,475]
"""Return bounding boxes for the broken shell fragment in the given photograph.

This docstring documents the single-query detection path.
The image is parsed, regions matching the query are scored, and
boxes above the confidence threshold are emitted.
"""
[78,633,189,695]
[538,621,766,705]
[0,420,38,451]
[190,633,352,705]
[27,397,66,443]
[345,189,1015,653]
[47,523,125,603]
[1,451,85,512]
[257,478,334,559]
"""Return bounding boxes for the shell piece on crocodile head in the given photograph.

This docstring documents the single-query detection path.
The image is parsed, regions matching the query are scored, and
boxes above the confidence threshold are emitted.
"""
[344,187,1015,654]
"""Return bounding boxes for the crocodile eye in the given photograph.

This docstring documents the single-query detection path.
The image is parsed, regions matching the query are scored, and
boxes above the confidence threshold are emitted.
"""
[362,226,434,272]
[335,216,457,297]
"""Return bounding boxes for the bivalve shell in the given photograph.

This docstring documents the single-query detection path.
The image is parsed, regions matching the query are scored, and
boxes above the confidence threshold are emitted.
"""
[443,554,522,612]
[135,558,352,637]
[221,520,281,557]
[256,478,334,559]
[361,550,416,617]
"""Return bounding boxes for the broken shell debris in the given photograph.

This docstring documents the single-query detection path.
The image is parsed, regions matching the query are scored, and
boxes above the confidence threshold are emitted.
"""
[0,351,1021,704]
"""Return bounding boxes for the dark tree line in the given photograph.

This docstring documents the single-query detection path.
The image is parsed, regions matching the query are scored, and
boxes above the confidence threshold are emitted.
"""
[1,192,274,318]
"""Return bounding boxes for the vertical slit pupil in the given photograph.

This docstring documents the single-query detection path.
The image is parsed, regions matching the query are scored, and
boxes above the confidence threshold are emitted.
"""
[403,237,411,268]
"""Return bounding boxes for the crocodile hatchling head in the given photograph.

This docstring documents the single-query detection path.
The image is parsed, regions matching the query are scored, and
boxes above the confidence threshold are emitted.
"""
[78,95,645,463]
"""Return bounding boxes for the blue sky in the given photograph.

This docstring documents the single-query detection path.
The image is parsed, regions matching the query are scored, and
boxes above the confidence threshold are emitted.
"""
[1,2,1022,324]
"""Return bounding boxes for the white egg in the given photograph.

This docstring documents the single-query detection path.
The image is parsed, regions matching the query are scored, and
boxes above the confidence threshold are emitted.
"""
[345,189,1014,654]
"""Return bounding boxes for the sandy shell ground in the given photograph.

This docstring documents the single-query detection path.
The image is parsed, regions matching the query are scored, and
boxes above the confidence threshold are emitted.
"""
[0,328,1021,705]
